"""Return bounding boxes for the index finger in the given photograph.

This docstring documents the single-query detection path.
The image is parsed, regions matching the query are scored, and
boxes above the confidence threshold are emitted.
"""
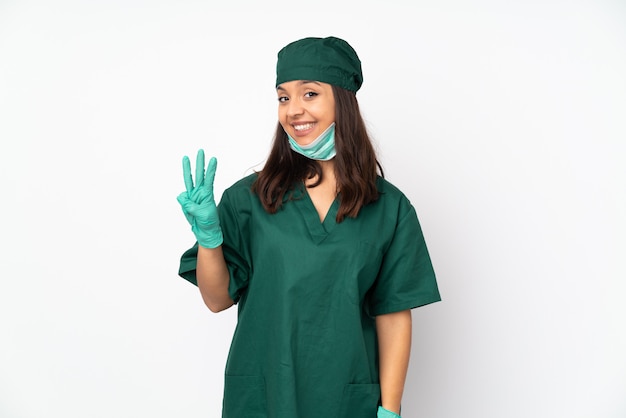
[182,155,193,193]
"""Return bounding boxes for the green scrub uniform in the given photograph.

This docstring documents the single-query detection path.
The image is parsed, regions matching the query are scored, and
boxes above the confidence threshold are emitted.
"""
[179,174,440,418]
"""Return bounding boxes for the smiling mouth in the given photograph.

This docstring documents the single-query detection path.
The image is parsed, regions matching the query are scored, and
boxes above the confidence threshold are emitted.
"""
[293,123,315,131]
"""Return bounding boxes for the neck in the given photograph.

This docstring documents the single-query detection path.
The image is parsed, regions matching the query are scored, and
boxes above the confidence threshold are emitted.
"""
[318,159,335,175]
[305,159,337,189]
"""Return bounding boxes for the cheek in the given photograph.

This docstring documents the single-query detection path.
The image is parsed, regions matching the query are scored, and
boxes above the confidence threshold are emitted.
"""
[318,99,335,120]
[277,107,287,123]
[328,100,336,117]
[277,115,289,132]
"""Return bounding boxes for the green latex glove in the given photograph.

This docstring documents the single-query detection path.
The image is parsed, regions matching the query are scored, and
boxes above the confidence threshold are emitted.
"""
[378,406,401,418]
[176,149,223,248]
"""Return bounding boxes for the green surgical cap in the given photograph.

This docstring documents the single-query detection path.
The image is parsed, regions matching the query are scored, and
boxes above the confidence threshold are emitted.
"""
[276,36,363,93]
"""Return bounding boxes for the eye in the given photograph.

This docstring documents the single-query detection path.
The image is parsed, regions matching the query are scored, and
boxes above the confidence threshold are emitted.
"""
[277,96,289,103]
[304,91,318,98]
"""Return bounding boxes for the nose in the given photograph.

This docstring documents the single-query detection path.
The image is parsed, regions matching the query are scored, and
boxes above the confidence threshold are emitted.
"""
[286,97,304,118]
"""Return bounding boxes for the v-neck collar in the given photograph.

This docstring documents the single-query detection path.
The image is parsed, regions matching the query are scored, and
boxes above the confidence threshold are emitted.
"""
[293,182,339,245]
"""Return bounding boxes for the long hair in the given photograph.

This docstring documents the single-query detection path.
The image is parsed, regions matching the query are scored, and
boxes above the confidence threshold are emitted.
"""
[252,85,383,222]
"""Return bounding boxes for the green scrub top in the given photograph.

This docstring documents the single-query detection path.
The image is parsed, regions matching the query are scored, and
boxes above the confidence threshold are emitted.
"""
[179,174,440,418]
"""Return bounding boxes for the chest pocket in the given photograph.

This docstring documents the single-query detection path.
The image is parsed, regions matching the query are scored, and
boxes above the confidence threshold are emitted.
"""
[222,375,267,418]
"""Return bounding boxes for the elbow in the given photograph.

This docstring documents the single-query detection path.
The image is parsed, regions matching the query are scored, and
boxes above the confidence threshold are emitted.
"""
[207,303,227,313]
[198,284,234,313]
[205,298,234,313]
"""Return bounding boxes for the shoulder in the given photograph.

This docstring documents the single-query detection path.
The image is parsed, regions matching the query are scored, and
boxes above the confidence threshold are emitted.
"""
[356,176,420,226]
[375,176,414,211]
[223,173,258,196]
[227,173,258,191]
[219,173,259,207]
[376,176,405,198]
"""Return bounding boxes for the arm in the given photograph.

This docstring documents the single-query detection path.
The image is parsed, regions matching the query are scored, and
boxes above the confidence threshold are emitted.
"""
[177,150,234,312]
[376,309,412,415]
[196,245,234,312]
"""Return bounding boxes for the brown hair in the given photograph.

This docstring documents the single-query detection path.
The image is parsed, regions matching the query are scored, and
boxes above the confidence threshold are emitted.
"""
[252,85,383,222]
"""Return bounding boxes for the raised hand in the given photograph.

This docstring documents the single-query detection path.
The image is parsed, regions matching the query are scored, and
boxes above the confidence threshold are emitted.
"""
[176,149,223,248]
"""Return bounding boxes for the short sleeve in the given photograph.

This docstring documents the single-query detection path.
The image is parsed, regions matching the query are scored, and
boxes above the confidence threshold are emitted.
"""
[178,242,200,286]
[368,201,441,316]
[177,180,253,304]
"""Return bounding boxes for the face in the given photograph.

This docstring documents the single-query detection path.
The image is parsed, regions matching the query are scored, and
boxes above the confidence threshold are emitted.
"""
[276,80,335,146]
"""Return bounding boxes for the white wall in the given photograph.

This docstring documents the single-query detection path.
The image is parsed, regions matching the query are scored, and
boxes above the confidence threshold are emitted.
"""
[1,1,624,417]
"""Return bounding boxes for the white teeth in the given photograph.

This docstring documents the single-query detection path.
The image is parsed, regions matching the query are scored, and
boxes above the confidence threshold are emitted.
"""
[294,123,314,131]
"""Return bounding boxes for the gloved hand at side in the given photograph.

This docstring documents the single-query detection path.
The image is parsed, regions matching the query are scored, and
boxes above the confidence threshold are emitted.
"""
[377,406,401,418]
[176,149,223,248]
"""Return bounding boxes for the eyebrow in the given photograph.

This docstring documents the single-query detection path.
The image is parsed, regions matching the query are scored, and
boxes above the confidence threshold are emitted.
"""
[276,80,321,91]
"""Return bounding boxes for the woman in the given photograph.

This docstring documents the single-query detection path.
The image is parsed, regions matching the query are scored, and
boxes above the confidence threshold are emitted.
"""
[176,36,440,418]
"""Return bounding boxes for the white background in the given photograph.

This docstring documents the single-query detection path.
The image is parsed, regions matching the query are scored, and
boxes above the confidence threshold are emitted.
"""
[1,1,625,417]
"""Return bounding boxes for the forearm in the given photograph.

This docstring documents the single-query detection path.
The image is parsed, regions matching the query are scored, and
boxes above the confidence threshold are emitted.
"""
[376,309,412,414]
[196,245,234,312]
